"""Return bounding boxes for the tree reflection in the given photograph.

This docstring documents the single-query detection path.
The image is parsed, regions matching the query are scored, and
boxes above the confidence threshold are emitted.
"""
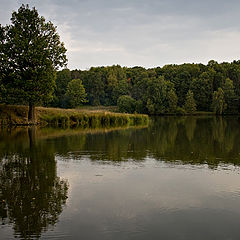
[1,116,240,239]
[76,116,240,166]
[0,127,68,239]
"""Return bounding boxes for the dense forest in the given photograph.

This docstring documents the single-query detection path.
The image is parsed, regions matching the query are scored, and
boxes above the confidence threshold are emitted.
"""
[49,60,240,115]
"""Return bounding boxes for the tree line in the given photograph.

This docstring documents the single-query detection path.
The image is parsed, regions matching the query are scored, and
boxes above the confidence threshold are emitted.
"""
[51,61,240,114]
[1,5,240,118]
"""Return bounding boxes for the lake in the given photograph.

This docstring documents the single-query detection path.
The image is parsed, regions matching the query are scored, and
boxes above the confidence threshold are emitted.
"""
[1,116,240,239]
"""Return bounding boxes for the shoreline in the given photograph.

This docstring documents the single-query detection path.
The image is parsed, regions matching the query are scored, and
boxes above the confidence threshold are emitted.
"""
[0,104,148,127]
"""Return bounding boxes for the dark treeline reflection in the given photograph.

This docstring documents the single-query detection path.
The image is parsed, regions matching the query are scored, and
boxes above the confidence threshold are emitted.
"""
[68,116,240,167]
[0,128,68,239]
[1,116,240,168]
[146,116,240,166]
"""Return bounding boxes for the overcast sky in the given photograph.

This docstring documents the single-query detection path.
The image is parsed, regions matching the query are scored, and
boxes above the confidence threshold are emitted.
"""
[1,0,240,70]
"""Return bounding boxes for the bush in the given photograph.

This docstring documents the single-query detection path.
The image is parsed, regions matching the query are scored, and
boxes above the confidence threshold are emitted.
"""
[135,100,146,113]
[117,95,136,113]
[176,107,186,115]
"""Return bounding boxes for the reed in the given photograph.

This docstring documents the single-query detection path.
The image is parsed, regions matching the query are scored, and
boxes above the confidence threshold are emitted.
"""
[0,104,148,127]
[40,112,148,128]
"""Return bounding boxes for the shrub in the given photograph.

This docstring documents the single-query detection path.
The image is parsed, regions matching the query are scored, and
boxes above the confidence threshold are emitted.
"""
[117,95,136,113]
[176,107,186,115]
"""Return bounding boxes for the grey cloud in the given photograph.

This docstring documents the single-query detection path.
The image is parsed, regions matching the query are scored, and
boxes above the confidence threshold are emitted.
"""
[1,0,240,69]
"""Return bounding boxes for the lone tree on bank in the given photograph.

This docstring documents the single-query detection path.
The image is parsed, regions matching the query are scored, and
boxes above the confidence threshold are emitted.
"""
[0,4,67,123]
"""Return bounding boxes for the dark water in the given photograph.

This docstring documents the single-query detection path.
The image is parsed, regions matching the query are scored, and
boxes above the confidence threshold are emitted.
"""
[1,116,240,239]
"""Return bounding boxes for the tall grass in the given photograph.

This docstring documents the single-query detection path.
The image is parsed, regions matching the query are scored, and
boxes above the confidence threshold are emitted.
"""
[40,112,148,128]
[0,104,148,127]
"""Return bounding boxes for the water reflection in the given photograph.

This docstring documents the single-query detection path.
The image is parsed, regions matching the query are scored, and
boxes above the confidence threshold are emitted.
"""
[0,128,68,239]
[50,116,240,167]
[1,117,240,239]
[1,116,240,167]
[146,116,240,167]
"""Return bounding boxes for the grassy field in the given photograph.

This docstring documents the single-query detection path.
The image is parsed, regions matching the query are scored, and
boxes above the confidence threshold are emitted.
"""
[0,104,148,127]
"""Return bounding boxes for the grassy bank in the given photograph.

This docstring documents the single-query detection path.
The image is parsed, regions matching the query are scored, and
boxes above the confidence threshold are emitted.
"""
[0,104,148,127]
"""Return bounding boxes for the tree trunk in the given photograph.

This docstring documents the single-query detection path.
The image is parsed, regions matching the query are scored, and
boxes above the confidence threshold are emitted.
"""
[28,103,36,124]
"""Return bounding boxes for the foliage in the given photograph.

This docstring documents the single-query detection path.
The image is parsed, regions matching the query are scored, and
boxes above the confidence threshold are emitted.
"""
[176,107,186,115]
[212,88,226,114]
[65,79,87,108]
[222,78,238,113]
[184,90,196,114]
[191,71,213,111]
[167,89,178,113]
[146,76,176,115]
[52,69,72,108]
[51,61,240,115]
[0,4,67,121]
[82,68,105,105]
[117,95,136,113]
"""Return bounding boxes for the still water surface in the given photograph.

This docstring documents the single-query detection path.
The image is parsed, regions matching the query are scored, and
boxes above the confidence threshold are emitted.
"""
[1,116,240,239]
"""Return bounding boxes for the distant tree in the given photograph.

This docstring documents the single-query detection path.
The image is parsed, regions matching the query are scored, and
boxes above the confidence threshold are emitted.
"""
[146,76,175,114]
[167,89,178,113]
[184,90,196,114]
[222,78,237,113]
[127,67,150,102]
[52,69,72,108]
[82,68,105,105]
[191,71,213,110]
[212,88,226,114]
[117,95,136,113]
[112,79,129,104]
[65,79,87,108]
[226,63,240,96]
[105,67,118,105]
[0,5,67,122]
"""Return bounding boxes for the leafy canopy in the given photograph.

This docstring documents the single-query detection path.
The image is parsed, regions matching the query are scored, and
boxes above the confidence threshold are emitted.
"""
[212,88,226,115]
[184,90,196,114]
[0,4,67,106]
[117,95,136,113]
[65,79,87,108]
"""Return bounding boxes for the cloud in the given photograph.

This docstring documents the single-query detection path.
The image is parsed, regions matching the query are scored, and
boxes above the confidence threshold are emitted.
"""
[1,0,240,69]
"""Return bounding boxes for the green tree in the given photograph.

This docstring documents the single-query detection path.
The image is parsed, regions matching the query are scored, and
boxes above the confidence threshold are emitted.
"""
[191,71,213,111]
[65,79,87,108]
[0,5,67,122]
[212,88,226,114]
[52,69,72,108]
[222,78,238,113]
[117,95,136,113]
[184,90,196,114]
[127,67,150,103]
[82,68,105,105]
[167,89,178,113]
[146,76,175,114]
